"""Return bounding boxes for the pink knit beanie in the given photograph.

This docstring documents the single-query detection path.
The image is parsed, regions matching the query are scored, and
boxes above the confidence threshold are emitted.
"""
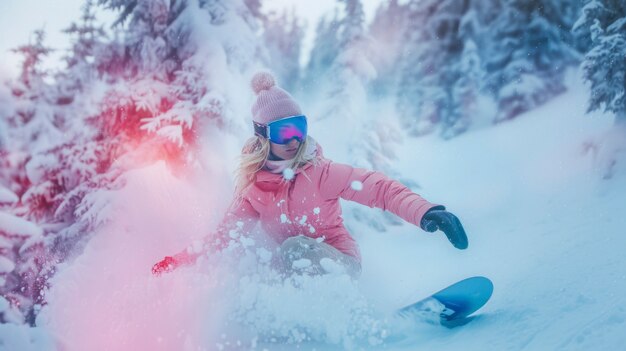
[250,71,302,124]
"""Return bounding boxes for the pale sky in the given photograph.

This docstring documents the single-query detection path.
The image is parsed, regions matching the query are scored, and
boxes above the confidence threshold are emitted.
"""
[0,0,384,80]
[0,0,115,80]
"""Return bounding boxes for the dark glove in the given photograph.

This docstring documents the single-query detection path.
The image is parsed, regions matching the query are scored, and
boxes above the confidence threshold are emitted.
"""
[420,206,468,250]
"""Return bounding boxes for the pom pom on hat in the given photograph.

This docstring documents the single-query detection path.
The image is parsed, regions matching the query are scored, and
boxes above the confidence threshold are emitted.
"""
[251,71,276,95]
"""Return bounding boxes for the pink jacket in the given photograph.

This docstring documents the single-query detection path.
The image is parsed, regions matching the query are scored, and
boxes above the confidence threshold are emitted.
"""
[212,144,439,262]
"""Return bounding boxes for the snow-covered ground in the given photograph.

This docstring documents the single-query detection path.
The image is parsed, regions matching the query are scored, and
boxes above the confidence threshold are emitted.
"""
[356,75,626,350]
[1,73,625,351]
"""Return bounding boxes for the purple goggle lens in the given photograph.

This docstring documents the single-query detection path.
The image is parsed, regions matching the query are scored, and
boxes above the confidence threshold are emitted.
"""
[254,115,308,145]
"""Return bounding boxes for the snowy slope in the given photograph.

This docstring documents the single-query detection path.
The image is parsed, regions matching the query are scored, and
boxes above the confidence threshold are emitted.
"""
[355,74,626,350]
[2,73,625,351]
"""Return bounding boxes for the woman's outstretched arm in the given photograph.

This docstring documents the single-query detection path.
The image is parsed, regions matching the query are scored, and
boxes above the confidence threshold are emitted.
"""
[319,161,467,249]
[152,196,260,276]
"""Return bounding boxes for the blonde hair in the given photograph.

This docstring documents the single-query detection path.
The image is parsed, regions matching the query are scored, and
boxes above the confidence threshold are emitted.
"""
[234,135,317,195]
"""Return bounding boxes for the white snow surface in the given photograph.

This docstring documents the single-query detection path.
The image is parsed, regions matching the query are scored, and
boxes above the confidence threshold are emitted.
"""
[4,74,626,350]
[0,256,15,274]
[292,258,312,269]
[0,212,43,238]
[0,185,18,204]
[0,323,57,351]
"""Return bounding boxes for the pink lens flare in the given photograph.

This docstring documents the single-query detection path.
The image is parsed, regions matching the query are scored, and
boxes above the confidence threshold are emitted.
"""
[41,161,232,351]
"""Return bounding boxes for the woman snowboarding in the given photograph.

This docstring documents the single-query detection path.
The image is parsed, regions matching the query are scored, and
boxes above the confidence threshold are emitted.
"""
[152,72,468,278]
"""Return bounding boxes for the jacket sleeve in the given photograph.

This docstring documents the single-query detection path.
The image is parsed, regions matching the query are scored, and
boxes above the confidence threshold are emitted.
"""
[203,195,260,251]
[170,196,259,266]
[319,161,440,228]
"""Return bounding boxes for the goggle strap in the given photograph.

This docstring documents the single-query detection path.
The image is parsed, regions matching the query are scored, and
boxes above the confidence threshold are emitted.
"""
[253,121,268,138]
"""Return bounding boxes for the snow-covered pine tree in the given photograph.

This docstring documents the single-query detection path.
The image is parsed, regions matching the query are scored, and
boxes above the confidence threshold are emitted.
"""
[4,29,70,227]
[303,12,341,94]
[396,0,583,136]
[395,0,464,137]
[0,0,267,324]
[97,0,264,162]
[5,3,121,271]
[318,0,369,121]
[8,30,62,155]
[95,0,196,167]
[242,0,266,27]
[484,0,581,122]
[0,185,20,315]
[0,132,35,317]
[56,0,107,105]
[368,0,410,98]
[574,0,626,178]
[0,83,9,150]
[262,9,305,93]
[457,0,501,48]
[452,0,502,132]
[66,0,267,233]
[47,0,265,255]
[34,1,118,246]
[0,192,45,325]
[445,39,483,139]
[2,6,113,249]
[427,0,469,138]
[0,79,26,198]
[574,0,626,123]
[323,0,377,166]
[0,28,95,324]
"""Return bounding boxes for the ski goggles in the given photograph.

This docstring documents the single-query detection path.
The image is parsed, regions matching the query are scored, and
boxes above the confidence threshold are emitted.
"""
[253,115,308,145]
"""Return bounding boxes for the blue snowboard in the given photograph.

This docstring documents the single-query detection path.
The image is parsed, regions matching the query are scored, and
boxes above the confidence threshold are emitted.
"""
[397,276,493,328]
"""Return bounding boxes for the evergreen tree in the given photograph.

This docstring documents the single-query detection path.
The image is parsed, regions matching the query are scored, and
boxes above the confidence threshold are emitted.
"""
[574,0,626,179]
[445,39,484,138]
[458,0,501,48]
[262,9,305,93]
[0,29,87,323]
[0,191,45,325]
[94,0,264,168]
[323,0,376,154]
[304,12,341,92]
[574,0,626,123]
[0,0,266,323]
[368,0,410,98]
[484,0,581,122]
[396,0,583,137]
[242,0,266,28]
[0,82,23,195]
[56,0,108,104]
[396,0,460,136]
[8,29,61,154]
[0,186,20,317]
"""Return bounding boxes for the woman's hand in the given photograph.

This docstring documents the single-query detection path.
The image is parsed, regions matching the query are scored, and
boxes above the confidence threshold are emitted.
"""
[421,207,468,250]
[151,251,197,276]
[152,256,180,276]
